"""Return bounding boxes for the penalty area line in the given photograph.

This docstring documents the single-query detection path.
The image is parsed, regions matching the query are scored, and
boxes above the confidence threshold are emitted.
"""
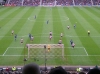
[0,55,27,56]
[8,47,24,48]
[3,47,9,56]
[64,47,84,48]
[84,48,88,56]
[2,47,24,56]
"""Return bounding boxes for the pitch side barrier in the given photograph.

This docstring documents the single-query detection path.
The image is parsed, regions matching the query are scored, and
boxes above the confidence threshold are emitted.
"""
[39,5,100,7]
[0,66,99,72]
[2,5,100,7]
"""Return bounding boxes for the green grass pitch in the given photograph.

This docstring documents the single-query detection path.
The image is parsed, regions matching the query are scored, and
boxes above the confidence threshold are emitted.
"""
[0,6,100,66]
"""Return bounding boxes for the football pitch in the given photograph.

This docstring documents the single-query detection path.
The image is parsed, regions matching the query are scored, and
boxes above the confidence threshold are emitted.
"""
[0,6,100,66]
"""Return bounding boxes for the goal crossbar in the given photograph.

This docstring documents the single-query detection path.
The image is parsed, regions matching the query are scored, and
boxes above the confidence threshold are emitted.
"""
[27,44,64,58]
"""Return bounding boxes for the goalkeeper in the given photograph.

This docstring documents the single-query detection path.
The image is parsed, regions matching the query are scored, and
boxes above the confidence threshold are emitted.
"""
[47,44,51,52]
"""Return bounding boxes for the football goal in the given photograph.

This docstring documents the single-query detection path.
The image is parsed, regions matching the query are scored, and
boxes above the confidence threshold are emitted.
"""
[27,44,64,58]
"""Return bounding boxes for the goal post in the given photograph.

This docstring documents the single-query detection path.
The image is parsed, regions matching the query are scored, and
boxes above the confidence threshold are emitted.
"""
[26,44,64,58]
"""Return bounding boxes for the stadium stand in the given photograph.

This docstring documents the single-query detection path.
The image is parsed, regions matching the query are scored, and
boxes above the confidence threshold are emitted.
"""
[23,0,40,6]
[42,0,54,6]
[2,0,100,6]
[92,0,100,5]
[0,65,100,74]
[74,0,92,6]
[0,0,5,5]
[55,0,73,6]
[8,0,22,6]
[23,0,33,6]
[41,0,73,6]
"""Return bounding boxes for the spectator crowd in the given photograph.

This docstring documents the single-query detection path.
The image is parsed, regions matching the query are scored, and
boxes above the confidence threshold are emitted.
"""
[0,63,100,74]
[1,0,100,6]
[23,0,40,6]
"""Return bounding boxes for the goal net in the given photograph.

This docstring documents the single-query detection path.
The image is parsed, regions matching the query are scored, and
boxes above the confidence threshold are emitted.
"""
[27,44,64,58]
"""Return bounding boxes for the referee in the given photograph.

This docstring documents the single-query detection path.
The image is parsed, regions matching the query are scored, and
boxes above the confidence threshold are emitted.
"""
[88,30,90,36]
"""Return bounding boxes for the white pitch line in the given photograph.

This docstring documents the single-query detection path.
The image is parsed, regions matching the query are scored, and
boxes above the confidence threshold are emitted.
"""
[1,55,27,56]
[0,35,100,38]
[28,16,69,22]
[64,55,87,56]
[0,17,69,21]
[27,20,68,22]
[3,47,9,56]
[0,18,27,19]
[0,47,96,57]
[64,55,100,56]
[83,48,88,56]
[65,35,100,37]
[2,47,24,56]
[70,36,100,37]
[1,55,100,57]
[64,47,84,48]
[8,47,24,48]
[8,46,84,49]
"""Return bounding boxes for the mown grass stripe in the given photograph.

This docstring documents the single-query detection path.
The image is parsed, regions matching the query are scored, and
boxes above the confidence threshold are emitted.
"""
[0,7,100,65]
[59,7,84,65]
[0,7,31,54]
[0,7,37,65]
[89,7,100,17]
[79,7,100,33]
[0,7,23,28]
[0,7,20,18]
[63,7,93,65]
[57,7,73,65]
[76,8,100,49]
[0,7,27,40]
[0,7,11,13]
[23,7,47,65]
[69,7,100,55]
[52,7,66,65]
